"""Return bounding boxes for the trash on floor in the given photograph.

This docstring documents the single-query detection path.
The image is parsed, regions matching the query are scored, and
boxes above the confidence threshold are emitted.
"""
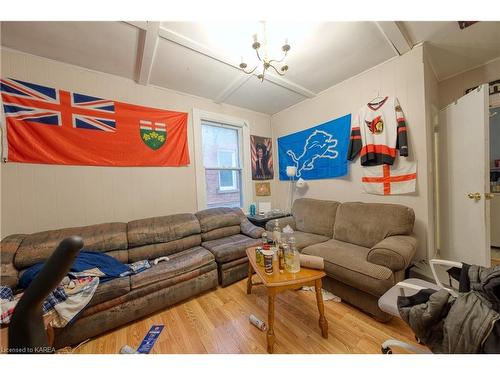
[119,324,164,354]
[119,345,138,354]
[300,286,341,302]
[249,314,267,331]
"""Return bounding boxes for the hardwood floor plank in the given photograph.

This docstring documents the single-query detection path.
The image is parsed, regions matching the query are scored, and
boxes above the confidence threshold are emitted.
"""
[73,279,417,354]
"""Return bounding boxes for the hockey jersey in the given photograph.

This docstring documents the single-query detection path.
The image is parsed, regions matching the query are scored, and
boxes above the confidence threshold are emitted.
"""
[348,96,408,166]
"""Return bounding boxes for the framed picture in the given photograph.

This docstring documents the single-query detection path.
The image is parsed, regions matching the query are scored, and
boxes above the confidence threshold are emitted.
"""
[255,182,271,196]
[251,135,274,180]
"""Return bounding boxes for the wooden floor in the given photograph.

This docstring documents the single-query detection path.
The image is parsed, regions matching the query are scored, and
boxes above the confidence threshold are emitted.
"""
[73,278,418,354]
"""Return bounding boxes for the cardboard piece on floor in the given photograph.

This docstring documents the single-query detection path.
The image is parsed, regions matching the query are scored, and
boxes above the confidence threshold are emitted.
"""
[137,325,164,354]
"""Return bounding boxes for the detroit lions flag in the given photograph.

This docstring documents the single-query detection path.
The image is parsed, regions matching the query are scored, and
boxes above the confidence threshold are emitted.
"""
[278,114,351,180]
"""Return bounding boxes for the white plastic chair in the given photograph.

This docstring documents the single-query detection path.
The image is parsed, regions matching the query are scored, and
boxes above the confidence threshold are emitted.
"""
[377,259,462,354]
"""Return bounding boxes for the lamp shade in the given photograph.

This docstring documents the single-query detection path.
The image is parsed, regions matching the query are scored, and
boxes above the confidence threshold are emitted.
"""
[286,166,297,177]
[296,177,307,188]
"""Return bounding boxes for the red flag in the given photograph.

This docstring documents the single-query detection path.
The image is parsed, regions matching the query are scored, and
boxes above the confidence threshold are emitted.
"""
[1,78,189,167]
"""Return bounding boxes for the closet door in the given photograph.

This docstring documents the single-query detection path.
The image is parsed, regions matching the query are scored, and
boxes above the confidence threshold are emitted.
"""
[438,84,491,266]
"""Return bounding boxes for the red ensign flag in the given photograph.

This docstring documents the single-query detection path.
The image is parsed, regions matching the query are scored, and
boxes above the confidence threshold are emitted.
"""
[1,78,189,167]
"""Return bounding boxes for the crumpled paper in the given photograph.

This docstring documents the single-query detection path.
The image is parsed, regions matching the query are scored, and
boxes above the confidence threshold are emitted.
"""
[300,286,341,302]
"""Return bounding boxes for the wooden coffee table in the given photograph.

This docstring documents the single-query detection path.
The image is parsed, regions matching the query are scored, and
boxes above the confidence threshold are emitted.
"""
[246,246,328,353]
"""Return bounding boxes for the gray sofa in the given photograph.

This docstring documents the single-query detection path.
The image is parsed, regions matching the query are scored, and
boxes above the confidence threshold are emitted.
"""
[0,209,263,348]
[266,198,417,321]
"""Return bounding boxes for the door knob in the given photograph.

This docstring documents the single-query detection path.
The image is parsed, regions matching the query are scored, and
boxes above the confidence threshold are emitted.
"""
[467,192,482,201]
[485,193,495,200]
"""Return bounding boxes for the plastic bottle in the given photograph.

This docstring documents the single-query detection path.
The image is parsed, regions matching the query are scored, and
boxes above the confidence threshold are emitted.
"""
[288,236,300,273]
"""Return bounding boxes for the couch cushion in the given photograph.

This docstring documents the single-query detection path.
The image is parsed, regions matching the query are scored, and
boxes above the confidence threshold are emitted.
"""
[201,225,241,242]
[265,230,329,251]
[130,246,214,290]
[202,234,261,263]
[128,234,201,263]
[333,202,415,248]
[127,213,201,248]
[292,198,340,237]
[195,207,242,233]
[87,276,130,308]
[14,223,128,270]
[302,239,394,296]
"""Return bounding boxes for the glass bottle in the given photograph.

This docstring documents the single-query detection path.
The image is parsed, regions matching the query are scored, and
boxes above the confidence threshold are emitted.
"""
[289,236,300,273]
[272,219,281,245]
[278,246,285,273]
[261,231,268,246]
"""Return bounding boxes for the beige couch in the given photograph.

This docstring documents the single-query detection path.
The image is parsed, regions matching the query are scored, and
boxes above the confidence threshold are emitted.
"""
[266,198,416,321]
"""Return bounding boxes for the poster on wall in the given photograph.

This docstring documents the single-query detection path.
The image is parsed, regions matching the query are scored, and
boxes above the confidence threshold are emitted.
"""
[277,114,351,181]
[0,77,189,167]
[250,135,274,180]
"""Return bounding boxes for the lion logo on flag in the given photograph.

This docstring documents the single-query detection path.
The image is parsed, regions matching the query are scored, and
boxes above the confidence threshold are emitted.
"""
[140,120,167,150]
[286,130,339,177]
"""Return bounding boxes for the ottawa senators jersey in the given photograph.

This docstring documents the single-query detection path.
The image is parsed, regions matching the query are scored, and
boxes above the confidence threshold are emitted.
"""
[348,96,408,166]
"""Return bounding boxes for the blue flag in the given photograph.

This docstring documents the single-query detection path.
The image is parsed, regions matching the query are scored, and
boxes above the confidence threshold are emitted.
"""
[278,114,351,180]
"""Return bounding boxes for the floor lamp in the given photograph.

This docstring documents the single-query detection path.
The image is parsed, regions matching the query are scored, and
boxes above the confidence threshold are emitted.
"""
[286,166,297,214]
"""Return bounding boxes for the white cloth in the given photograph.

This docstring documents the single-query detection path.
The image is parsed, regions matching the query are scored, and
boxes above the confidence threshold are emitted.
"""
[362,160,417,195]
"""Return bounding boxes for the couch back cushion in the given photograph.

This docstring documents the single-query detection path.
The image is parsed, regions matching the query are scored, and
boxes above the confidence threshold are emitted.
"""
[333,202,415,248]
[292,198,340,237]
[14,223,128,270]
[195,207,242,241]
[127,213,201,261]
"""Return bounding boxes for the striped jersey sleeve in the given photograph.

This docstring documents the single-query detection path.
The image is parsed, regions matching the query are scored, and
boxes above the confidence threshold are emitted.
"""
[395,98,409,157]
[347,114,362,160]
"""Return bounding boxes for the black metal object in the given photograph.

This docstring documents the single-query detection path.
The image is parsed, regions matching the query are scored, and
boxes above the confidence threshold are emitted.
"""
[8,236,83,354]
[247,213,291,229]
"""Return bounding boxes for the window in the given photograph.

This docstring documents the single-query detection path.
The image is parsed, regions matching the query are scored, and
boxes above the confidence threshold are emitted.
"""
[193,109,251,211]
[217,150,237,191]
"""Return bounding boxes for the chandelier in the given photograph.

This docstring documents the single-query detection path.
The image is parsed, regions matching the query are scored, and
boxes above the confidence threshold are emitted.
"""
[238,21,290,82]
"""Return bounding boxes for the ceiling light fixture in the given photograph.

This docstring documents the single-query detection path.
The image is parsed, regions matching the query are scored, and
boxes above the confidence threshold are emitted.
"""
[239,21,290,82]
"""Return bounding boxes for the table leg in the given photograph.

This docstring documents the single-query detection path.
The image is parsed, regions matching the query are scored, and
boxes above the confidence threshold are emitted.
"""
[267,289,276,354]
[315,279,328,339]
[247,262,253,295]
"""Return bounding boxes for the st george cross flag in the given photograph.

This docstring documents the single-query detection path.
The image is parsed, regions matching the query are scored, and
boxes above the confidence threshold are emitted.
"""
[362,160,417,195]
[0,78,189,167]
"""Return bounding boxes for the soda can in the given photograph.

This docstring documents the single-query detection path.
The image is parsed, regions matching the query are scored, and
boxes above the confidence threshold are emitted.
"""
[261,249,273,275]
[255,247,264,267]
[249,314,267,331]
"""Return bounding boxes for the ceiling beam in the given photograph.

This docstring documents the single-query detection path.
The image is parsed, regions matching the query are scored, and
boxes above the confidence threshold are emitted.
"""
[375,22,413,56]
[214,74,253,104]
[136,21,160,85]
[158,26,316,99]
[124,21,148,31]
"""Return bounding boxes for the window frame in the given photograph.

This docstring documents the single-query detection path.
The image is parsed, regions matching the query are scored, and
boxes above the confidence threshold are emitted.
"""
[192,108,252,211]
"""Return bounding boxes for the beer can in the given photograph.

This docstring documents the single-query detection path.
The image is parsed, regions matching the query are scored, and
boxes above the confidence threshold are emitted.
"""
[249,314,267,331]
[262,249,273,275]
[255,246,264,267]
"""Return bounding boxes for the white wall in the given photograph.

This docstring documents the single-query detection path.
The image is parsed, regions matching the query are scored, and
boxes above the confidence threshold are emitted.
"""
[270,45,432,261]
[0,48,273,238]
[438,57,500,109]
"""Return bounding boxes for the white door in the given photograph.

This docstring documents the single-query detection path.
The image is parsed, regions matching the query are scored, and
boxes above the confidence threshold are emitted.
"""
[438,84,491,266]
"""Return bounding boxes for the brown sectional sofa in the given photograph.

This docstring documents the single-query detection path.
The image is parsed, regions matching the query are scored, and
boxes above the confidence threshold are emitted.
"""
[266,198,417,321]
[1,213,240,348]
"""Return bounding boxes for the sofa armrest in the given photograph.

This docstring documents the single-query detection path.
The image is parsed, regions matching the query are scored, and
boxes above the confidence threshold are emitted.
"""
[240,218,265,239]
[367,235,417,272]
[0,234,25,289]
[265,216,296,232]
